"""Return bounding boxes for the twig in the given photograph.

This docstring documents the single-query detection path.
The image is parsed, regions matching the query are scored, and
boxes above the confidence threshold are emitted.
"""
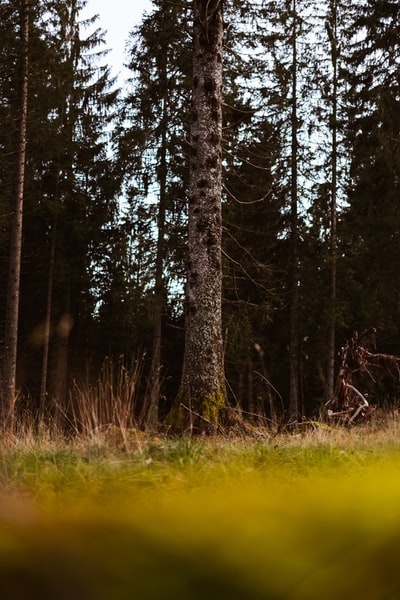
[349,404,367,424]
[254,370,283,404]
[179,403,228,437]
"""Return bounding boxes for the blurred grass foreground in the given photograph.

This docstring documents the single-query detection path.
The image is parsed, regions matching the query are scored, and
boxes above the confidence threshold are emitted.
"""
[1,429,400,599]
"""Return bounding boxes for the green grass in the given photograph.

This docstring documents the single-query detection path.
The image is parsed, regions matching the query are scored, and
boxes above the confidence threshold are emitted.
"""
[1,425,400,598]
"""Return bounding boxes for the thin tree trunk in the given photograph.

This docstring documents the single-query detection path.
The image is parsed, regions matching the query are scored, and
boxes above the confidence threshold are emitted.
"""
[288,0,300,422]
[39,217,57,419]
[55,289,72,408]
[145,47,168,430]
[2,0,29,422]
[326,0,338,401]
[145,191,164,428]
[174,0,226,433]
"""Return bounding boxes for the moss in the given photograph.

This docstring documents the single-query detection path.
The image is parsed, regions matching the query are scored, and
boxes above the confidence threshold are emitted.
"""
[164,396,187,432]
[165,387,226,434]
[201,387,225,425]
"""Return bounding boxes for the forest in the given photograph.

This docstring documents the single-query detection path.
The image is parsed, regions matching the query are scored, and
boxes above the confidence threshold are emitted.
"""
[1,0,400,433]
[3,2,400,596]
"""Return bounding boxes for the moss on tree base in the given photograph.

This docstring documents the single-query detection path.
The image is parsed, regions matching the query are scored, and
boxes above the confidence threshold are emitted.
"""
[165,387,226,435]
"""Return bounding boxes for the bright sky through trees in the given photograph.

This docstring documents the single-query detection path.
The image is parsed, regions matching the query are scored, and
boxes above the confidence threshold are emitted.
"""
[81,0,152,79]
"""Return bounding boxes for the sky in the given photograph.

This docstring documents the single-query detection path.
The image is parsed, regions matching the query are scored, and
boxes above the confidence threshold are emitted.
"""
[81,0,152,80]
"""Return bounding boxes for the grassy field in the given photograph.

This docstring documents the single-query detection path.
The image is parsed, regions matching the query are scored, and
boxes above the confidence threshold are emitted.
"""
[1,422,400,599]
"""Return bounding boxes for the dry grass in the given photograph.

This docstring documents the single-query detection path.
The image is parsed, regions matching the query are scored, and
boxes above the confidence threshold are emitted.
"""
[1,416,400,598]
[66,356,143,448]
[1,423,400,599]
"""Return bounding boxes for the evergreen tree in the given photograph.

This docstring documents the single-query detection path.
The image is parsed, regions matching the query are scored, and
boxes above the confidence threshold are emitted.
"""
[253,0,317,418]
[220,1,288,422]
[1,0,29,421]
[298,0,353,407]
[119,0,288,426]
[324,0,339,401]
[173,0,226,433]
[40,0,120,407]
[222,117,284,422]
[341,0,400,353]
[116,0,191,426]
[0,0,120,414]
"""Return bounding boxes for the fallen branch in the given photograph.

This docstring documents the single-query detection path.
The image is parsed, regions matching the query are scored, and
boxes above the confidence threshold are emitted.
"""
[327,328,399,424]
[345,383,368,407]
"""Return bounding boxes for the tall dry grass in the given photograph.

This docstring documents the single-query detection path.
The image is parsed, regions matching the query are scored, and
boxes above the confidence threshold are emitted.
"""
[67,356,143,442]
[2,356,145,451]
[3,352,400,455]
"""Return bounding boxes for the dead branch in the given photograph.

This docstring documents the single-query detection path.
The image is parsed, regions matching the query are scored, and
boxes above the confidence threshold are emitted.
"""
[327,328,399,424]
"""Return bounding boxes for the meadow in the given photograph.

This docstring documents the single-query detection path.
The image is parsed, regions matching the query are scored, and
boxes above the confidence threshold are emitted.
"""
[1,421,400,599]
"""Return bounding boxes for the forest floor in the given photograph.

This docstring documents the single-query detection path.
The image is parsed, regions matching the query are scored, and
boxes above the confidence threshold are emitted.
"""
[1,419,400,599]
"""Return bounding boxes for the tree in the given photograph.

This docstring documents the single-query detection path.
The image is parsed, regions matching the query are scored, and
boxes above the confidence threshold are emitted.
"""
[172,0,226,433]
[1,0,29,421]
[222,117,284,423]
[287,0,300,422]
[340,0,400,346]
[0,0,120,416]
[325,0,339,401]
[119,0,191,428]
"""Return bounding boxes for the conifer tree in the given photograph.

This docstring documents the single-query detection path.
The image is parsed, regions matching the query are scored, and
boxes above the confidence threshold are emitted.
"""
[117,0,191,427]
[175,0,226,432]
[255,0,316,419]
[1,0,29,421]
[1,0,120,414]
[220,1,287,421]
[341,0,400,346]
[40,0,119,407]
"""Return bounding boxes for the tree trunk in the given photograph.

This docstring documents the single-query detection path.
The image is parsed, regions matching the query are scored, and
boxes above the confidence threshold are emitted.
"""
[39,216,57,420]
[145,48,168,430]
[54,289,72,409]
[173,0,226,433]
[326,0,338,402]
[1,0,29,422]
[288,0,300,423]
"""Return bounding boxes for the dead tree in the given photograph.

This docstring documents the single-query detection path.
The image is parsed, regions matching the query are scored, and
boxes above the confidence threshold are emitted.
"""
[326,328,400,423]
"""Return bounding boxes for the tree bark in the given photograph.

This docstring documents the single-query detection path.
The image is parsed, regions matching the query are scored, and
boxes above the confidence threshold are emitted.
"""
[288,0,300,423]
[145,41,168,430]
[145,158,165,429]
[326,0,338,402]
[39,216,57,420]
[1,0,29,422]
[174,0,226,433]
[54,289,72,410]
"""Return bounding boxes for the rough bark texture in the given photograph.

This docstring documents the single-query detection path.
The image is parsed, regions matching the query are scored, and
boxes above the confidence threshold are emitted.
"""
[1,0,29,422]
[174,0,226,433]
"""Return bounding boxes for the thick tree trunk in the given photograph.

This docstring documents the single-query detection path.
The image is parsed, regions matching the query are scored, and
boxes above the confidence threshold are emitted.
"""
[174,0,226,433]
[1,0,29,422]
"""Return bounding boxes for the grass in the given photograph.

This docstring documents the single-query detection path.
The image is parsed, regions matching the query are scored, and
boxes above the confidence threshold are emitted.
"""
[1,423,400,598]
